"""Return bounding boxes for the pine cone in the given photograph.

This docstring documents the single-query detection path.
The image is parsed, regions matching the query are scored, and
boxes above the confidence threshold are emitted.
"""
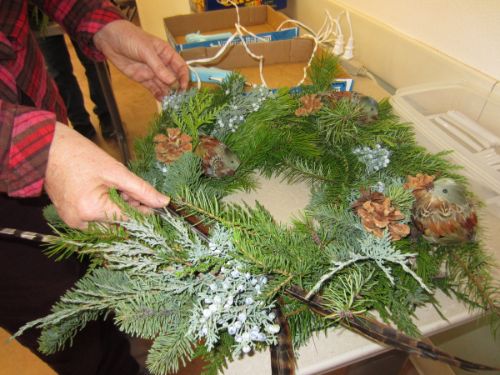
[154,128,193,164]
[352,190,410,241]
[295,94,323,116]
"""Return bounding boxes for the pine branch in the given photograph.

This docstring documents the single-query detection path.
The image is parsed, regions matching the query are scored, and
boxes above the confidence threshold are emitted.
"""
[384,179,415,216]
[156,152,204,196]
[169,89,224,143]
[198,164,258,198]
[146,330,196,375]
[321,266,376,317]
[448,249,500,315]
[193,332,234,375]
[114,294,191,339]
[315,100,363,146]
[14,269,150,351]
[278,158,338,186]
[44,223,126,262]
[306,52,340,92]
[37,312,103,354]
[306,231,430,299]
[389,145,465,181]
[225,91,320,171]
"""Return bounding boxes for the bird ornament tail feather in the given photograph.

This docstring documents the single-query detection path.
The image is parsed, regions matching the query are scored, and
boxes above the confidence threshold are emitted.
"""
[285,285,499,372]
[0,227,55,243]
[270,301,296,375]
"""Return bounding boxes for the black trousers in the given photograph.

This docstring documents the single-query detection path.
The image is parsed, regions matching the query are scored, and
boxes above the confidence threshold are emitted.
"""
[37,35,110,126]
[0,194,139,375]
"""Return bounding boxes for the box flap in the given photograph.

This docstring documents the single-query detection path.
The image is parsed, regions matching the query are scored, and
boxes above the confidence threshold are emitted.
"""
[183,38,314,69]
[164,5,270,36]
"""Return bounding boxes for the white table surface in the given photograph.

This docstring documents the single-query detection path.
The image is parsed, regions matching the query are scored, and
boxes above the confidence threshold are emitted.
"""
[135,2,500,373]
[224,176,499,374]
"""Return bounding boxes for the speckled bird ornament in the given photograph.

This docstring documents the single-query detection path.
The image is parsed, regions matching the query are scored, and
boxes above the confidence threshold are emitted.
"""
[195,135,241,178]
[404,174,478,244]
[351,93,379,124]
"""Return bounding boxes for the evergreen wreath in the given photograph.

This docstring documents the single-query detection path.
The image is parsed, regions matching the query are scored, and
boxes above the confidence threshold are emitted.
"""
[15,54,500,374]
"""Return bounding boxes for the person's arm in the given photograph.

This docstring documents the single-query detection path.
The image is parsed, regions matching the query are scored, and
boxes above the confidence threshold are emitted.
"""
[0,100,168,227]
[31,0,123,61]
[33,0,189,97]
[93,20,190,99]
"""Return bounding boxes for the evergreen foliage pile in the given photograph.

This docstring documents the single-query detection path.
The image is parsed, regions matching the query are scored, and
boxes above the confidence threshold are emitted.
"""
[16,54,500,374]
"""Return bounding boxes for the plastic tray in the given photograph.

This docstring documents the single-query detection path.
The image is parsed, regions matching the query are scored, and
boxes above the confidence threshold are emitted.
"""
[390,82,500,215]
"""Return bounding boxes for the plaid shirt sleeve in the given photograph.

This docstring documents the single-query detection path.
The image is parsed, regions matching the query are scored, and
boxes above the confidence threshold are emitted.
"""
[0,100,55,197]
[32,0,123,61]
[0,0,122,198]
[0,15,59,198]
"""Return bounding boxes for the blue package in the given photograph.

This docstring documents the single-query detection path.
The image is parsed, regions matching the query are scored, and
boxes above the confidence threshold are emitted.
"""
[185,32,234,44]
[177,28,299,51]
[275,79,354,94]
[190,67,232,83]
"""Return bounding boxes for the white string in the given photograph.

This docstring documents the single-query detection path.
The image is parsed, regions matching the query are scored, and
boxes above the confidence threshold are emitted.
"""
[277,10,339,86]
[187,33,240,89]
[185,2,340,88]
[186,0,269,87]
[335,10,345,35]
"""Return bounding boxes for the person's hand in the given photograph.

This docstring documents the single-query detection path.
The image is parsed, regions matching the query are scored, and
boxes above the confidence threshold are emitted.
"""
[44,123,169,228]
[93,20,189,99]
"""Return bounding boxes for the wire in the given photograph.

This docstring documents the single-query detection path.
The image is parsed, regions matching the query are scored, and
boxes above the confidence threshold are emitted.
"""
[342,10,354,60]
[186,1,340,88]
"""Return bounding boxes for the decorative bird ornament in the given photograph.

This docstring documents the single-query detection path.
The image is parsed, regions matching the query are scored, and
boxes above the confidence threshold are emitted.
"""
[404,174,477,244]
[195,135,241,178]
[351,94,379,124]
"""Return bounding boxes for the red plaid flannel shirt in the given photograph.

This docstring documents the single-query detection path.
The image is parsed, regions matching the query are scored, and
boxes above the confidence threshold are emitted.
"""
[0,0,122,197]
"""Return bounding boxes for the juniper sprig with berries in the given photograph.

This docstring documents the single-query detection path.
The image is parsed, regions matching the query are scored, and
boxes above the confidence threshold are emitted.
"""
[15,54,500,374]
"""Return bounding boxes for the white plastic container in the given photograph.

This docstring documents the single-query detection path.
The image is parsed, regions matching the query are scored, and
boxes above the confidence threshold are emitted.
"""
[390,82,500,216]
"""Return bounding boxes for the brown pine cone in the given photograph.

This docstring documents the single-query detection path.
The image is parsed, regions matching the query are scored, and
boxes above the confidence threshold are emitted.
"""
[353,189,410,241]
[295,94,323,116]
[154,128,193,164]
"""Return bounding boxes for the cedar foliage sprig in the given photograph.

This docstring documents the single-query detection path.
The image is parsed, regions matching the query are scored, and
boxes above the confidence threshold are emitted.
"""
[170,89,224,144]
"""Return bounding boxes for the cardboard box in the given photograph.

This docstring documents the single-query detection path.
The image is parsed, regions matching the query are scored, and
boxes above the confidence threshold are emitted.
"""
[164,5,298,52]
[190,0,287,12]
[183,37,352,90]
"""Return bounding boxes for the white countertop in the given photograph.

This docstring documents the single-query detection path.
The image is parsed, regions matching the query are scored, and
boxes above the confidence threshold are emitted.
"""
[135,2,500,373]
